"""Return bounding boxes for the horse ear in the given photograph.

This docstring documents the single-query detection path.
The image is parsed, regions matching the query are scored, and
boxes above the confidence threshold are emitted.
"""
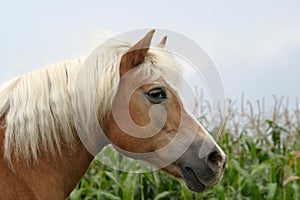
[156,36,167,48]
[120,30,155,76]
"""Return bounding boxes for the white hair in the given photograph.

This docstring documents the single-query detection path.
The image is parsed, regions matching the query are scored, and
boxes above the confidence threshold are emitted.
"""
[0,39,181,164]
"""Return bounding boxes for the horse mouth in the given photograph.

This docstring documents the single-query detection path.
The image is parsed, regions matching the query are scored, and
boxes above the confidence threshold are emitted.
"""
[181,167,207,192]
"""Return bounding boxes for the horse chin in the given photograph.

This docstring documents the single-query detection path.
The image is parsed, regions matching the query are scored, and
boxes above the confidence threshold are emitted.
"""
[180,166,207,192]
[162,164,207,192]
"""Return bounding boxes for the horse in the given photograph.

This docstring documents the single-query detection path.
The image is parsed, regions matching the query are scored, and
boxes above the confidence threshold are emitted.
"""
[0,30,226,199]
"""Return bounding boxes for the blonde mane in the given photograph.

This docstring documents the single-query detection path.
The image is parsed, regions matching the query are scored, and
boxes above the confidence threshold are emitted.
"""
[0,39,181,164]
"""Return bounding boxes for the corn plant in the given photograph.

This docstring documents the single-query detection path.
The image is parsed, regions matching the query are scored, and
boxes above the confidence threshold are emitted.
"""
[69,95,300,199]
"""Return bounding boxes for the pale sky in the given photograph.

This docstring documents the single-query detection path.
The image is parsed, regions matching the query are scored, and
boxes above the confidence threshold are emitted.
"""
[1,0,299,105]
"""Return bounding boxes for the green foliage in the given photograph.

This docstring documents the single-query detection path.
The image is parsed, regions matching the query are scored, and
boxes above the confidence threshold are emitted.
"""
[69,96,300,199]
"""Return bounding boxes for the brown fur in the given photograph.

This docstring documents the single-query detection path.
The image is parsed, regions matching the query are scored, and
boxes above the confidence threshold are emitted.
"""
[0,126,93,199]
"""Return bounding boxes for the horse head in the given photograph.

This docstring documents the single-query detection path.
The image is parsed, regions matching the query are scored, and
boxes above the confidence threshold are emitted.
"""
[106,30,226,192]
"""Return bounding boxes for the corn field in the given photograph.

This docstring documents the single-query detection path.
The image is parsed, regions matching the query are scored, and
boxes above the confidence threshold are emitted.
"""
[69,95,300,200]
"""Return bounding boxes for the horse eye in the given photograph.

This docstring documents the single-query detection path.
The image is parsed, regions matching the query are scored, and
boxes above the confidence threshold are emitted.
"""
[146,87,167,103]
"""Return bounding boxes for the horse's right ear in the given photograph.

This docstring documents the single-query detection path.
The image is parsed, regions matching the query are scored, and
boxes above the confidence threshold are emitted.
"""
[120,30,155,76]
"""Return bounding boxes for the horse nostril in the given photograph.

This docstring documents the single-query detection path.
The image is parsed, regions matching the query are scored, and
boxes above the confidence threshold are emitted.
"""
[206,150,226,172]
[208,151,223,163]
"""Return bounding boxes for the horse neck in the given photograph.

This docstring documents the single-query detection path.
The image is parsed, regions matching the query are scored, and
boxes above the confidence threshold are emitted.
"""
[0,127,94,199]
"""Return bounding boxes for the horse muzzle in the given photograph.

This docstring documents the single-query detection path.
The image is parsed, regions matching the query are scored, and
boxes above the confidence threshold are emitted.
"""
[177,144,227,192]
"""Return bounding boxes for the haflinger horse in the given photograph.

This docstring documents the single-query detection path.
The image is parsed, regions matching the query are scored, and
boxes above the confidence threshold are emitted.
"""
[0,30,226,199]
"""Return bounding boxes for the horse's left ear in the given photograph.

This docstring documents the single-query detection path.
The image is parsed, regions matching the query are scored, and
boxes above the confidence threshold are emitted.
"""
[120,30,155,76]
[156,36,167,48]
